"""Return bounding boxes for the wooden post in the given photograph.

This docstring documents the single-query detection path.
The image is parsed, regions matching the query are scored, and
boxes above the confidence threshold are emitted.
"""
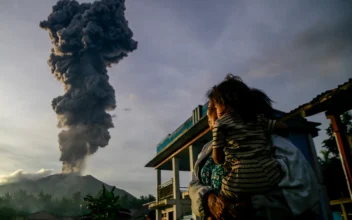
[326,113,352,199]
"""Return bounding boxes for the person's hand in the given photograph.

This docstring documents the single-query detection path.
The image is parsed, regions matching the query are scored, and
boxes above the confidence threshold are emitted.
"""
[207,193,224,219]
[207,193,251,220]
[207,194,235,220]
[207,102,217,129]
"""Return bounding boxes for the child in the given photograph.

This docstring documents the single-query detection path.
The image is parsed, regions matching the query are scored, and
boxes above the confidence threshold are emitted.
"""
[207,74,283,200]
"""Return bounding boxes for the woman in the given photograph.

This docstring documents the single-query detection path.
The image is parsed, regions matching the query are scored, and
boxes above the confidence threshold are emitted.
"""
[188,102,320,220]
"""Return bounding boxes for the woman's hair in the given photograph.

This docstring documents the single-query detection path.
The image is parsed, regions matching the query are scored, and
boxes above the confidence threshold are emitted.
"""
[207,74,274,122]
[250,88,275,119]
[207,101,217,117]
[207,100,217,127]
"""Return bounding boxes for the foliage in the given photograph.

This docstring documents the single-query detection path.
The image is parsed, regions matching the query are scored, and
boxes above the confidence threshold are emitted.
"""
[84,185,124,219]
[0,206,16,220]
[321,111,352,158]
[124,194,155,209]
[319,111,352,199]
[0,185,155,218]
[83,185,155,219]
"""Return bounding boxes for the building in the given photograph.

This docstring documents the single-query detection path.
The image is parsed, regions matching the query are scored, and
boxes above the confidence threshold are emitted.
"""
[145,102,330,220]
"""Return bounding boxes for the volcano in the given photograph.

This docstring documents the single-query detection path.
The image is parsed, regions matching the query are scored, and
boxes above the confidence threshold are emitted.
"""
[0,174,135,200]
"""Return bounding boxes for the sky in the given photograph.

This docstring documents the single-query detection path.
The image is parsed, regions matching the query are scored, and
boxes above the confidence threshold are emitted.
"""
[0,0,351,197]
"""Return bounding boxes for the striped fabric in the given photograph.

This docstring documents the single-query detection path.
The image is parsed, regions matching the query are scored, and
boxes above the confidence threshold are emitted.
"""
[212,113,282,199]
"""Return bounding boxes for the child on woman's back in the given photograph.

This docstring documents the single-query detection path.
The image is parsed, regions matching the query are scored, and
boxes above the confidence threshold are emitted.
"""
[208,74,284,200]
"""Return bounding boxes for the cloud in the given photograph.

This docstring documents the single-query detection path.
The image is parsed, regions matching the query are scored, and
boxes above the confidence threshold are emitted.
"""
[0,169,55,185]
[247,21,352,79]
[122,108,132,112]
[128,94,137,100]
[243,1,352,80]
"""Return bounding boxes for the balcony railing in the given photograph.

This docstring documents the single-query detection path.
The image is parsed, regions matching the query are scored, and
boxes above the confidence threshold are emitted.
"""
[158,179,173,200]
[158,179,188,201]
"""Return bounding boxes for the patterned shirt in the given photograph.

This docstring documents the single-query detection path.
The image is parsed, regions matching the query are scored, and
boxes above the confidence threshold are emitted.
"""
[200,154,229,193]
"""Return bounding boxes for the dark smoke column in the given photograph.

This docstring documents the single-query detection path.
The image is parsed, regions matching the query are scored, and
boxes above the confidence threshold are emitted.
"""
[40,0,137,174]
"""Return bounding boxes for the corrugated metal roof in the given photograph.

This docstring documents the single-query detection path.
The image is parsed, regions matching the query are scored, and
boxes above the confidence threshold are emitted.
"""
[284,78,352,118]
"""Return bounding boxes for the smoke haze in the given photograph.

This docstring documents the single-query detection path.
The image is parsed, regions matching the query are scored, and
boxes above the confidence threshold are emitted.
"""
[39,0,137,174]
[0,169,54,185]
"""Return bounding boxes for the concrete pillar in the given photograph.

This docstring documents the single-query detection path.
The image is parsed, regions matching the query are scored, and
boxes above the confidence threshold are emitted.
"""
[172,157,181,220]
[189,145,201,220]
[156,169,162,220]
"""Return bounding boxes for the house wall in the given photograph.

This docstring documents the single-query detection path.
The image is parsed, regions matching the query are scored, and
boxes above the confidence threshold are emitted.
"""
[288,133,331,220]
[288,132,314,166]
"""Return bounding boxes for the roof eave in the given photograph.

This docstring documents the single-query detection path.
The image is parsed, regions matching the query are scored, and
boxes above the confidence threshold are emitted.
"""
[145,116,209,168]
[282,78,352,120]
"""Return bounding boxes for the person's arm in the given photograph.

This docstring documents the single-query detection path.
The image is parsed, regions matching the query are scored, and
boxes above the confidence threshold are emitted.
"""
[212,122,226,164]
[261,116,289,137]
[212,148,225,165]
[273,121,289,137]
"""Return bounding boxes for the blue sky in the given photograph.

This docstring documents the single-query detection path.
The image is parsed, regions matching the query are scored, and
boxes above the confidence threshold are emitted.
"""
[0,0,351,196]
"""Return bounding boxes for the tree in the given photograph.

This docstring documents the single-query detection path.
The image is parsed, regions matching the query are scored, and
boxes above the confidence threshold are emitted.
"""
[126,194,156,209]
[84,185,130,220]
[319,111,352,199]
[0,207,16,220]
[318,150,332,169]
[321,111,352,158]
[11,189,34,215]
[0,187,152,218]
[36,191,53,211]
[57,196,75,215]
[0,193,12,207]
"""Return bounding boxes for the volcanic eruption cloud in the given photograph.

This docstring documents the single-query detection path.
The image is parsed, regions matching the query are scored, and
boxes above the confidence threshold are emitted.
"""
[40,0,137,174]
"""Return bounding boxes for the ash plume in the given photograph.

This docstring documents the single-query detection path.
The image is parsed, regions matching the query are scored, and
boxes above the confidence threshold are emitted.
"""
[40,0,137,174]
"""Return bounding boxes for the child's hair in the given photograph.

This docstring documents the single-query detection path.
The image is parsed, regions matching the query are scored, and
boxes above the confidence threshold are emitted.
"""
[207,74,274,122]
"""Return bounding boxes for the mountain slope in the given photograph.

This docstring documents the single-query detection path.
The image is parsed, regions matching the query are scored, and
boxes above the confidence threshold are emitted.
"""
[0,174,135,200]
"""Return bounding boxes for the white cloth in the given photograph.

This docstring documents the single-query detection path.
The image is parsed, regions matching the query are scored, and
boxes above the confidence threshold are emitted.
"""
[271,135,320,215]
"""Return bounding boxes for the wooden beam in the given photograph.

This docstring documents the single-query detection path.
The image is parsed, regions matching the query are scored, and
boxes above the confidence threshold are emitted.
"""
[326,101,352,116]
[155,128,210,169]
[146,116,209,168]
[282,89,352,121]
[326,113,352,199]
